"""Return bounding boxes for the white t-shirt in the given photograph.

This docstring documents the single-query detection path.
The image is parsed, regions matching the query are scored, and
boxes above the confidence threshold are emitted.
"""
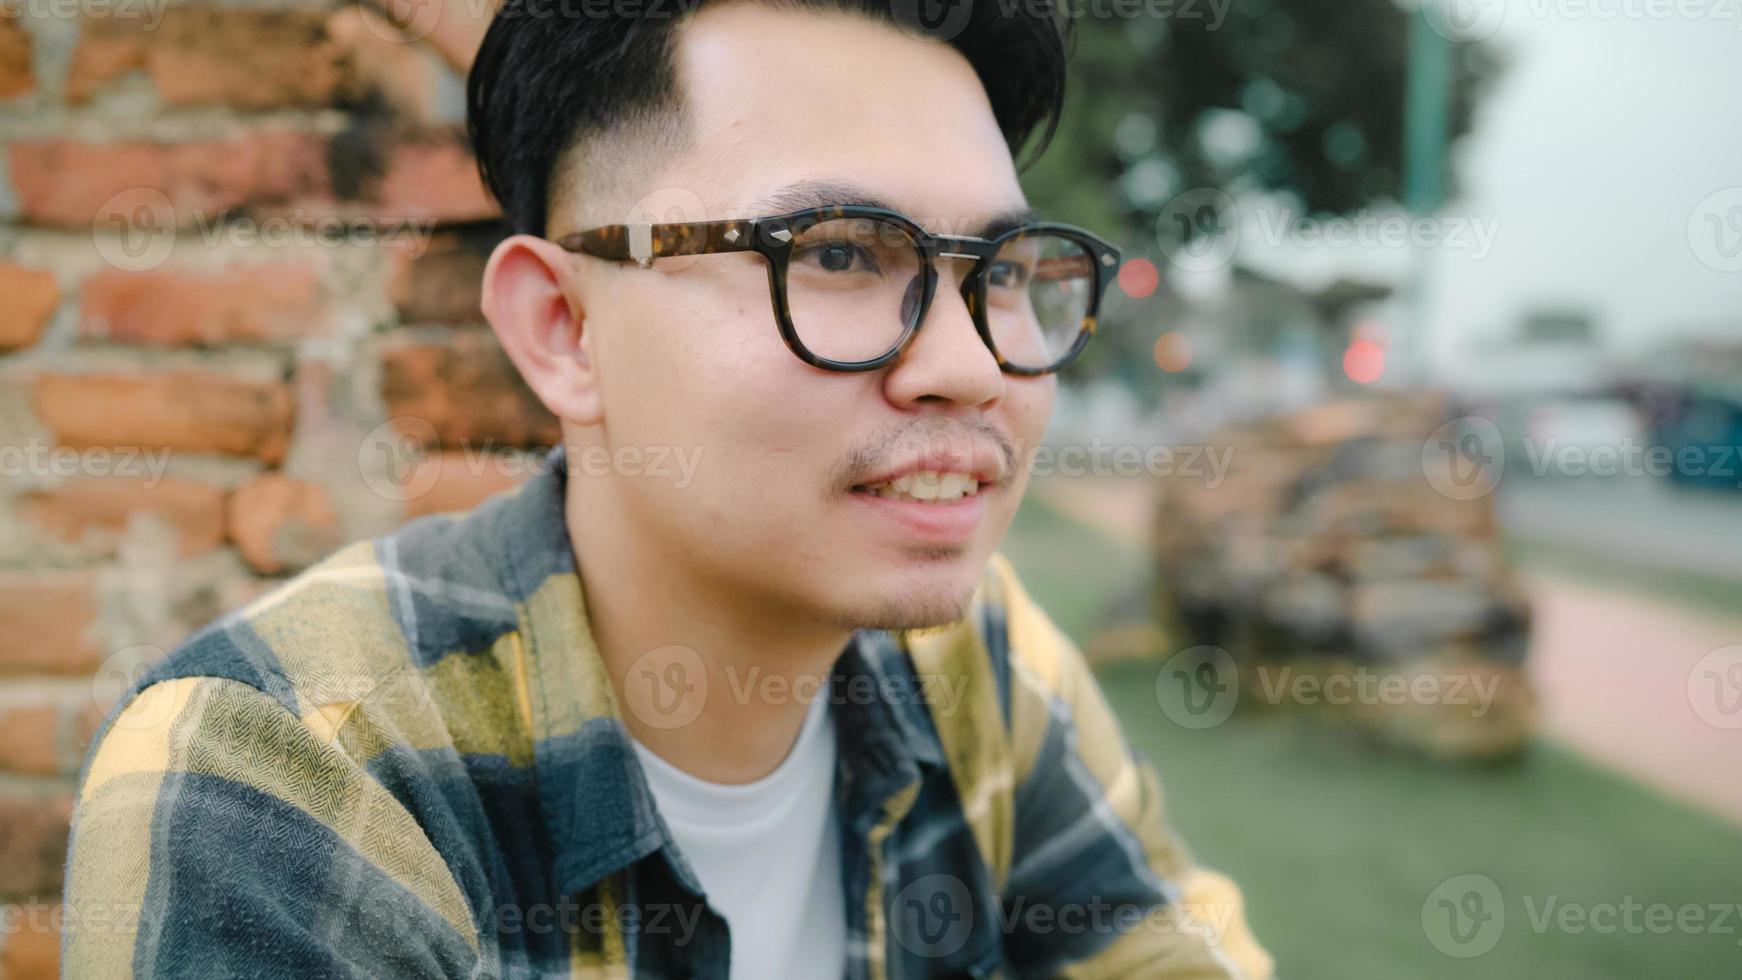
[629,692,846,979]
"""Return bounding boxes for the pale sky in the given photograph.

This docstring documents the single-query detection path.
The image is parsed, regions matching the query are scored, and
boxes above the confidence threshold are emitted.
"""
[1232,0,1742,376]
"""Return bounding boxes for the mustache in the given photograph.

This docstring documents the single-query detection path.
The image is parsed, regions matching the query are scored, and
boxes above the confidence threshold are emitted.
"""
[834,417,1018,489]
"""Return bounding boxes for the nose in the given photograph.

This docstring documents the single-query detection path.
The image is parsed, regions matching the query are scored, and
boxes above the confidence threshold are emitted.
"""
[882,259,1005,409]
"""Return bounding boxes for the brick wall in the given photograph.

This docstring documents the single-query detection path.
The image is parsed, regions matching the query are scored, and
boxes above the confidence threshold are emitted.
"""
[0,2,553,973]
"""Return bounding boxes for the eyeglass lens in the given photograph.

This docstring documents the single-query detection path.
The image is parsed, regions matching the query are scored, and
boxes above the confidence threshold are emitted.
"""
[780,216,1095,370]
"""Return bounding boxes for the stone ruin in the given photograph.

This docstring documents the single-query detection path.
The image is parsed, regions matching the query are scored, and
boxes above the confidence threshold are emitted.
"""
[1149,391,1537,762]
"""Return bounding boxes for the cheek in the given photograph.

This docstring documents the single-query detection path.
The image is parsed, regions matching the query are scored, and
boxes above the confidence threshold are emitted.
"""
[596,271,782,441]
[605,276,846,524]
[1007,376,1057,466]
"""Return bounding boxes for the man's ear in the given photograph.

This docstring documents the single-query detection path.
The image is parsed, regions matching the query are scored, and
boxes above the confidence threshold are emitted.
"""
[481,234,603,427]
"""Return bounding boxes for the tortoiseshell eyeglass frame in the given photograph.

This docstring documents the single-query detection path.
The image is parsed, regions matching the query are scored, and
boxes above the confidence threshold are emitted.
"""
[552,204,1123,375]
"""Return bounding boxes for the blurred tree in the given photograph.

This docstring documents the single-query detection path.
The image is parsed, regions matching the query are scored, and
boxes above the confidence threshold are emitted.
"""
[1017,0,1503,390]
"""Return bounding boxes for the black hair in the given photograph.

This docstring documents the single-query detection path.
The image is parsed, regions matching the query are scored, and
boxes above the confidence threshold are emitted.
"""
[466,0,1072,237]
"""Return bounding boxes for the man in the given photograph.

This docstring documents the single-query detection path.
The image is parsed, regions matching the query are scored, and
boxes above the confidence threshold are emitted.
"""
[64,0,1272,976]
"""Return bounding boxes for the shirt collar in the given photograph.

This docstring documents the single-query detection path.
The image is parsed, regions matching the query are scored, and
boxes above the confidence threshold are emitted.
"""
[478,445,945,898]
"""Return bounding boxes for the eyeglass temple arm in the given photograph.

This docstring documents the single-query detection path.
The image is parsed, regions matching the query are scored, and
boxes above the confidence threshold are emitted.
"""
[555,219,759,269]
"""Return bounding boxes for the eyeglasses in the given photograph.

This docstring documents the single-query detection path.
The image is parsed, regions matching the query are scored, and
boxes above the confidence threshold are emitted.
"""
[554,205,1122,375]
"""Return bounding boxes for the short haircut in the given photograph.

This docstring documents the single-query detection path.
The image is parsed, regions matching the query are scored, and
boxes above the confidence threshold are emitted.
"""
[466,0,1072,237]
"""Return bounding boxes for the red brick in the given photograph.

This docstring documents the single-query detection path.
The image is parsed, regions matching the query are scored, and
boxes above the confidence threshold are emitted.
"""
[0,903,60,980]
[375,0,500,73]
[58,15,138,103]
[11,128,496,229]
[68,9,353,109]
[80,263,327,346]
[146,10,348,110]
[0,19,32,100]
[324,7,456,125]
[227,474,342,575]
[0,264,58,351]
[9,132,331,228]
[19,476,228,557]
[402,451,528,519]
[381,333,559,449]
[0,572,104,675]
[387,233,492,324]
[0,706,61,776]
[370,133,497,224]
[32,372,296,465]
[0,797,74,896]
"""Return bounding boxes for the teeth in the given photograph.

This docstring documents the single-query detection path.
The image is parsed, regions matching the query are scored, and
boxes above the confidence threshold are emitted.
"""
[858,470,980,502]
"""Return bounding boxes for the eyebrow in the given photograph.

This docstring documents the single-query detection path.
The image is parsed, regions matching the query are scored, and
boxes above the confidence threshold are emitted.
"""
[745,178,1043,240]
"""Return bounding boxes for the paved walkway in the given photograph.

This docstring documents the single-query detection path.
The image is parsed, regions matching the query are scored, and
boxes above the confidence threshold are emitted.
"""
[1521,572,1742,824]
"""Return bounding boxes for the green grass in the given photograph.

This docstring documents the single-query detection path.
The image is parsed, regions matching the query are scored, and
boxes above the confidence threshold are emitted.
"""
[996,489,1152,641]
[1002,496,1742,980]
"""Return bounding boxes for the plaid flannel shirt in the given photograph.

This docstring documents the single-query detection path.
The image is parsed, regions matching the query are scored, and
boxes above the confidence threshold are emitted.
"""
[64,446,1272,979]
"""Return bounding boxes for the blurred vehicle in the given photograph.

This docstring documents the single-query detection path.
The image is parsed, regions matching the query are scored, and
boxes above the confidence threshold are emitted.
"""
[1650,380,1742,494]
[1522,396,1646,479]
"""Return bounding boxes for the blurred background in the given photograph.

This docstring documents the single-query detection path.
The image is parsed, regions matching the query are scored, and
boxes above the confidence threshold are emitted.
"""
[0,0,1739,977]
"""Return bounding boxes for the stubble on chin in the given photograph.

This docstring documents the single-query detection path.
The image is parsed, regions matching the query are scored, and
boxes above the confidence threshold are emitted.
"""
[822,555,983,633]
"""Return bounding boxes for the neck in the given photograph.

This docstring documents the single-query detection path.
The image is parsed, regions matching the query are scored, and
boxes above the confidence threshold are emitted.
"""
[564,456,850,785]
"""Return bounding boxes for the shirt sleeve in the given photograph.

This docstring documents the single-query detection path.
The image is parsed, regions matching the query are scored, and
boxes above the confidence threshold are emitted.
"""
[63,674,480,978]
[988,554,1274,980]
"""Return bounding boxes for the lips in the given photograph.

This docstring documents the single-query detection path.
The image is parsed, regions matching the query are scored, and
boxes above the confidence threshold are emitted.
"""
[847,476,990,545]
[855,469,982,502]
[848,445,1007,499]
[846,443,1006,545]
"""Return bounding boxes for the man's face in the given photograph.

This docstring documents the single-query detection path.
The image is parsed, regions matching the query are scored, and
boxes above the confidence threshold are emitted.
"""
[566,2,1054,631]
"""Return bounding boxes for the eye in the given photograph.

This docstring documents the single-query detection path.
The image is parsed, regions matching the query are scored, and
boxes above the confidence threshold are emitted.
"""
[987,259,1031,290]
[795,241,880,275]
